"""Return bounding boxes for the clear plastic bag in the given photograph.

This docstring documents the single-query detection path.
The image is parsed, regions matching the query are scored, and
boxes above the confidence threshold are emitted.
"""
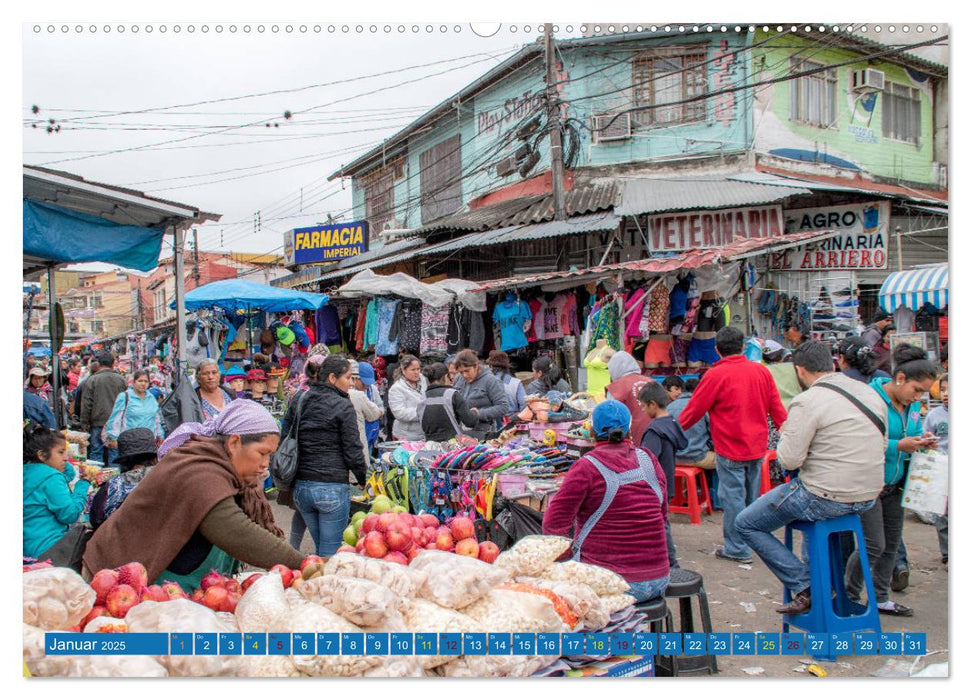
[399,598,485,669]
[65,655,169,677]
[22,567,96,630]
[540,561,629,596]
[82,616,128,633]
[235,570,290,634]
[287,594,381,677]
[441,654,559,678]
[324,552,428,597]
[515,577,609,631]
[363,657,428,677]
[299,574,399,627]
[23,624,72,677]
[599,593,636,615]
[125,599,235,677]
[494,535,571,578]
[459,589,565,634]
[235,655,302,677]
[410,550,509,609]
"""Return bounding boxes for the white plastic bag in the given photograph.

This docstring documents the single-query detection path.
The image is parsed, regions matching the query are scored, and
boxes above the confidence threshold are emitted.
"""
[902,451,949,516]
[65,655,169,677]
[23,624,72,677]
[286,594,381,677]
[598,593,637,615]
[125,599,235,677]
[22,567,96,630]
[235,570,291,634]
[494,535,572,577]
[540,561,629,596]
[441,654,558,678]
[460,589,566,634]
[323,552,427,597]
[409,550,510,609]
[515,577,609,631]
[399,599,485,669]
[299,574,399,627]
[82,616,128,634]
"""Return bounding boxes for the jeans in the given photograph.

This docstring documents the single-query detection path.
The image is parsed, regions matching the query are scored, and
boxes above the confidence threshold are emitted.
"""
[627,574,671,603]
[715,455,764,559]
[846,484,905,604]
[293,481,350,557]
[664,520,679,569]
[289,510,307,551]
[937,513,949,559]
[736,479,875,594]
[88,426,118,467]
[894,539,909,572]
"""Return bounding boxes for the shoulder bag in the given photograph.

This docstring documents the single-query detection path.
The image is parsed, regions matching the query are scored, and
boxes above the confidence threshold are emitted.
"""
[269,391,307,489]
[817,382,886,436]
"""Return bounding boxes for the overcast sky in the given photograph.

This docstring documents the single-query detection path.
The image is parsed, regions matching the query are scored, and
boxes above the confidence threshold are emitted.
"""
[22,23,572,258]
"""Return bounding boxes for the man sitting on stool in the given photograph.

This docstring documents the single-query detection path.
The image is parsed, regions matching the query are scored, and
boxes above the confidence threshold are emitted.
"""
[734,341,887,615]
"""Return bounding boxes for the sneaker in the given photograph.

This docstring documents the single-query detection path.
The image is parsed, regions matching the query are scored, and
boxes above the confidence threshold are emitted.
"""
[715,547,753,564]
[877,601,914,617]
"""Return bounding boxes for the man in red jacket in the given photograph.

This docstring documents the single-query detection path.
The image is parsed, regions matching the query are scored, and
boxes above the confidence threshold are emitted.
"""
[677,327,787,563]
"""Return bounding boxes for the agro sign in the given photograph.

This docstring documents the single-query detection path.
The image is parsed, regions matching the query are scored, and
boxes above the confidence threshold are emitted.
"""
[770,202,889,271]
[288,221,369,265]
[647,205,784,253]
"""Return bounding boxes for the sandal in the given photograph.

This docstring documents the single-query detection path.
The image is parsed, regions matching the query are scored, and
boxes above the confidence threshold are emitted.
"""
[878,601,914,617]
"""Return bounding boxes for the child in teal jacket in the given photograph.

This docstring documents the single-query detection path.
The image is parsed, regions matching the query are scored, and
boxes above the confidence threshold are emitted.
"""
[23,424,92,559]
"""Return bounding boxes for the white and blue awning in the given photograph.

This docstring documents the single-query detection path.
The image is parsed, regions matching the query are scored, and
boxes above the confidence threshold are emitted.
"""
[879,264,948,312]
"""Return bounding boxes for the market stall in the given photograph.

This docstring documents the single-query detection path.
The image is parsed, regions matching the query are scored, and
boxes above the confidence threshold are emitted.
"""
[878,263,948,356]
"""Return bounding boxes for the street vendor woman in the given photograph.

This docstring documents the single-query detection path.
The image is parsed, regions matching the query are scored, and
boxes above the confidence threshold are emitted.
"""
[542,400,671,603]
[82,400,303,588]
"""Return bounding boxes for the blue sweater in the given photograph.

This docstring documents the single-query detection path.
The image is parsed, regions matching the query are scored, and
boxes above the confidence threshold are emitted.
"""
[870,377,924,485]
[23,462,90,558]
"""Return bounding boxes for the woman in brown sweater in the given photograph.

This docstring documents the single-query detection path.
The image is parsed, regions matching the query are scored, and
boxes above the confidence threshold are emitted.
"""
[83,400,303,589]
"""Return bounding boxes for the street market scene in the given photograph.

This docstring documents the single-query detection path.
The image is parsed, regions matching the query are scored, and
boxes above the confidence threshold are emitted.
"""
[21,20,951,681]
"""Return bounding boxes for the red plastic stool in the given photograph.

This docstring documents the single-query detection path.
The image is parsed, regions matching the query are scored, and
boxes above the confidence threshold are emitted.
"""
[670,465,713,525]
[760,451,777,495]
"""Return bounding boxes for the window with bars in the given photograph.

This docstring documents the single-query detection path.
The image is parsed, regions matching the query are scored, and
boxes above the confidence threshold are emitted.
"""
[419,134,463,224]
[789,58,838,127]
[882,82,922,144]
[632,49,707,126]
[364,172,395,234]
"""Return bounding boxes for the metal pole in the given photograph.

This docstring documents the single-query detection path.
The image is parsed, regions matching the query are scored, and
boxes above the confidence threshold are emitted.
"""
[545,23,566,221]
[47,266,63,429]
[173,225,188,376]
[895,225,904,272]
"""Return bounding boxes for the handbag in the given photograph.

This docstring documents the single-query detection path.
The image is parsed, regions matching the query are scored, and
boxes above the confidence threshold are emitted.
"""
[269,391,307,489]
[37,522,93,573]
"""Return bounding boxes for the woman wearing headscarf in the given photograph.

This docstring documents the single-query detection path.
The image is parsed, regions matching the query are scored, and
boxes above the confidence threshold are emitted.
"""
[82,401,303,588]
[543,400,671,602]
[606,351,653,444]
[284,356,368,557]
[89,428,158,530]
[524,356,572,397]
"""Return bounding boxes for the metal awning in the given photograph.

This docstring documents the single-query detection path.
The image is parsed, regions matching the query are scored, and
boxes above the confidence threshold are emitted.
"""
[615,176,811,216]
[295,212,620,289]
[742,166,949,206]
[879,263,949,312]
[470,229,843,292]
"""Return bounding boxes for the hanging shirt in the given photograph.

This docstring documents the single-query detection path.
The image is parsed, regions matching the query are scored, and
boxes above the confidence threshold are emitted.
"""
[669,278,690,322]
[364,300,379,350]
[624,288,648,341]
[375,299,401,357]
[493,300,532,352]
[420,303,450,357]
[527,298,544,342]
[560,293,581,336]
[315,305,342,346]
[647,283,671,333]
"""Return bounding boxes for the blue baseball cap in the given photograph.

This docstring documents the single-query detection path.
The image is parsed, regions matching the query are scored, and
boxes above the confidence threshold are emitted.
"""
[148,387,166,399]
[356,361,377,387]
[592,400,632,439]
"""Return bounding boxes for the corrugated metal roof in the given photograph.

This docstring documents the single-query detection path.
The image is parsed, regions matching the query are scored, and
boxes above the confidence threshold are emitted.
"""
[750,165,948,205]
[294,212,620,289]
[415,181,620,234]
[616,176,811,216]
[470,229,843,292]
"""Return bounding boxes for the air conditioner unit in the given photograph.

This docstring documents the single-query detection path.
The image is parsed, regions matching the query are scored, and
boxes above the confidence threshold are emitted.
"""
[593,113,632,142]
[852,68,885,91]
[496,155,519,178]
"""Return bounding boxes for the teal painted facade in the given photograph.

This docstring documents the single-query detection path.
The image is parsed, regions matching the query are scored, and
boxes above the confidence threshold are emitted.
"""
[751,32,939,185]
[350,31,943,229]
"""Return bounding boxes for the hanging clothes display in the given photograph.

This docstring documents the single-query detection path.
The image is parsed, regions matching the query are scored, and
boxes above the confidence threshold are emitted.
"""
[419,303,450,357]
[696,295,727,333]
[646,282,671,334]
[526,297,544,342]
[669,275,691,325]
[390,299,423,353]
[586,295,621,353]
[492,295,533,352]
[624,288,648,343]
[677,276,701,335]
[364,299,379,350]
[375,298,401,357]
[314,305,342,346]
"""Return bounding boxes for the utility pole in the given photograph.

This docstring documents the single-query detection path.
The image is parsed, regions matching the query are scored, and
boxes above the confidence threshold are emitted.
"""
[545,22,566,221]
[192,228,201,287]
[173,226,188,375]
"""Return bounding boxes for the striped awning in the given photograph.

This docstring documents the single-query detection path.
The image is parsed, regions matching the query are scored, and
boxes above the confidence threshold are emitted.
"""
[879,264,948,312]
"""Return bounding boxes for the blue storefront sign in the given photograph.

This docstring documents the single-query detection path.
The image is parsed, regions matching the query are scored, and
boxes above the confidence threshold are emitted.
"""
[287,221,369,265]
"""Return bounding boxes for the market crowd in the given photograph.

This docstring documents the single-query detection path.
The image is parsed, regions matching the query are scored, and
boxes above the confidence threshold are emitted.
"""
[23,309,948,619]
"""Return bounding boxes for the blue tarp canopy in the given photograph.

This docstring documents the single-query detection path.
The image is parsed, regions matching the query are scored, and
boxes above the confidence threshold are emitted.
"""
[23,199,167,272]
[879,264,948,312]
[26,346,52,357]
[178,278,329,313]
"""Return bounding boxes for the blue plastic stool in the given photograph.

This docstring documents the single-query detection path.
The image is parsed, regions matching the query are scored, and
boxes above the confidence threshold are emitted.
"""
[782,514,881,661]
